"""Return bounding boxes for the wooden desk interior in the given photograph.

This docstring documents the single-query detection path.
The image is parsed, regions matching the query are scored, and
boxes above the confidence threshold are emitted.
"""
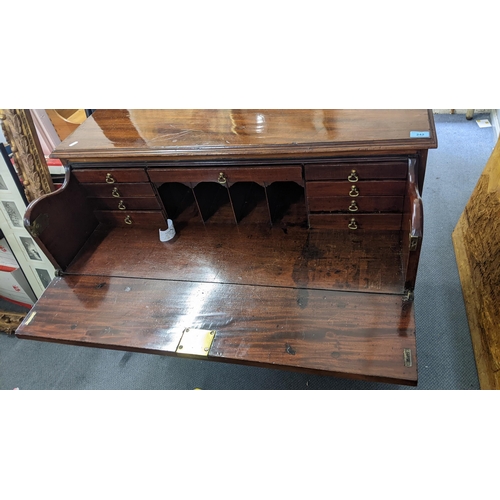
[16,109,438,386]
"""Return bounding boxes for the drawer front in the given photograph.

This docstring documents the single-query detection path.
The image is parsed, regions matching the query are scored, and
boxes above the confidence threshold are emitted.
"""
[304,160,407,181]
[73,168,149,184]
[94,210,166,227]
[309,213,402,230]
[81,183,156,198]
[306,180,406,198]
[148,166,303,185]
[89,197,161,211]
[307,196,404,213]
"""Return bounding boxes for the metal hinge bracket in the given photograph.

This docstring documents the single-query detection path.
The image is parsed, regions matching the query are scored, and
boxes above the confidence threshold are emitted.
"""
[176,328,216,356]
[27,213,49,238]
[403,348,413,367]
[403,289,414,302]
[409,234,419,251]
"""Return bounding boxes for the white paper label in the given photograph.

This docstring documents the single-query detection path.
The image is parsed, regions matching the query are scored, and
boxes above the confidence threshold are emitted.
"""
[159,219,176,242]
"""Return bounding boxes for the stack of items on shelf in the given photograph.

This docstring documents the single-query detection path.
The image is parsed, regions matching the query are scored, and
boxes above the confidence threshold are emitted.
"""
[0,234,36,308]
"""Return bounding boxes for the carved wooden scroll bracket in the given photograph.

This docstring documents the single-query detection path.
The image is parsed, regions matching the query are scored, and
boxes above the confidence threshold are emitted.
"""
[0,109,55,203]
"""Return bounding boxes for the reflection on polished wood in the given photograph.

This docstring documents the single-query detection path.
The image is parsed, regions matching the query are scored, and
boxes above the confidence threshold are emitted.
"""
[16,274,417,385]
[52,109,437,162]
[67,225,405,294]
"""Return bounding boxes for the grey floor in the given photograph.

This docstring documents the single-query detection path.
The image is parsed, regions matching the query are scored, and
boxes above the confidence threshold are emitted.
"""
[0,113,496,390]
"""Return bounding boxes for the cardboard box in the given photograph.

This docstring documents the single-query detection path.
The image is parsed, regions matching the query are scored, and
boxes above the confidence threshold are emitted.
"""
[0,237,36,307]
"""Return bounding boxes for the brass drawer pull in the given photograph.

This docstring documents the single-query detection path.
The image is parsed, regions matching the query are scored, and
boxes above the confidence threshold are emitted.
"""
[347,169,359,182]
[105,173,115,184]
[349,185,359,197]
[112,187,121,198]
[118,200,126,210]
[348,218,358,230]
[218,172,227,184]
[348,200,358,212]
[124,215,132,225]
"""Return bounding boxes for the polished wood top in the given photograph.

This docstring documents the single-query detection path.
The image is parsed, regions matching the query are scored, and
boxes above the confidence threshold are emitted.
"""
[16,274,417,385]
[52,109,437,162]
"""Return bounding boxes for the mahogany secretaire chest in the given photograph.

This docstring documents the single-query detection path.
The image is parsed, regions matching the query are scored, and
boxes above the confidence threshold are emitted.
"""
[17,110,437,385]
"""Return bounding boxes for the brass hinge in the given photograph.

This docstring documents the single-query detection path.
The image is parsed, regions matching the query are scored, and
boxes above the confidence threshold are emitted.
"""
[176,328,216,356]
[403,348,413,367]
[27,213,49,238]
[403,289,414,302]
[409,234,419,251]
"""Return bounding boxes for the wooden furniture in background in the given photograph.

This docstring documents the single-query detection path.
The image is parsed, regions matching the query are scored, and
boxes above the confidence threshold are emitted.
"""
[15,110,437,385]
[0,311,26,334]
[0,109,55,202]
[452,137,500,389]
[45,109,87,142]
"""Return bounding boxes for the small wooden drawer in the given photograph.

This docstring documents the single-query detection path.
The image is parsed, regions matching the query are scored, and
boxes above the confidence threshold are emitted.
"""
[306,180,406,197]
[89,197,162,211]
[309,213,402,230]
[148,166,303,185]
[307,196,404,213]
[94,210,166,227]
[73,168,149,184]
[304,160,407,181]
[81,183,156,198]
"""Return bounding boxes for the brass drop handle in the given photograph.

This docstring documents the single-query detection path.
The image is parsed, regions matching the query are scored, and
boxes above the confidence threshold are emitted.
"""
[349,185,359,197]
[347,169,359,182]
[348,218,358,230]
[112,187,121,198]
[118,200,126,210]
[348,200,358,212]
[124,215,132,225]
[106,173,115,184]
[218,172,227,184]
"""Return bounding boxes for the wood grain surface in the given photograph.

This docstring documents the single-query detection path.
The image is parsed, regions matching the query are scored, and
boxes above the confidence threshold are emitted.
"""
[402,158,423,292]
[16,274,417,385]
[452,138,500,389]
[66,224,405,294]
[50,110,437,162]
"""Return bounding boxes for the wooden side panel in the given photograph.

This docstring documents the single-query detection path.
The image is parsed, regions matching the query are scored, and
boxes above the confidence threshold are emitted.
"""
[16,275,417,385]
[452,138,500,389]
[402,158,423,292]
[23,168,98,270]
